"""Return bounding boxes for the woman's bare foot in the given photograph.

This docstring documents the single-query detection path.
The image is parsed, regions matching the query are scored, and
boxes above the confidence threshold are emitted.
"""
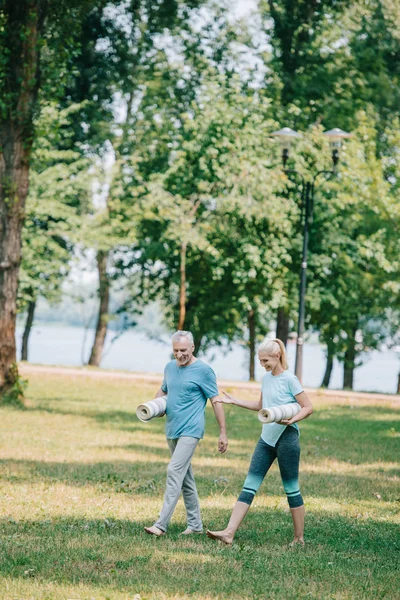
[206,529,233,545]
[289,537,305,548]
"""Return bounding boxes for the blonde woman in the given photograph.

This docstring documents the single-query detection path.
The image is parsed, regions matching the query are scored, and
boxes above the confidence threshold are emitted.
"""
[207,338,313,546]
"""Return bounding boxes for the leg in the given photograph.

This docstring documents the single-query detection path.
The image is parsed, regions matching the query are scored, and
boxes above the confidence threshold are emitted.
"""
[276,427,304,545]
[207,437,276,544]
[289,505,305,546]
[181,463,203,532]
[206,501,250,545]
[151,437,199,533]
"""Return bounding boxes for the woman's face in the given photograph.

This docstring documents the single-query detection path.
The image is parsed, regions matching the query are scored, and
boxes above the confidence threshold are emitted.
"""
[258,350,280,372]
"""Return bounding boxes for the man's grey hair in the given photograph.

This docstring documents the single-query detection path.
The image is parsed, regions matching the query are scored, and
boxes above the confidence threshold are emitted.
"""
[171,330,194,345]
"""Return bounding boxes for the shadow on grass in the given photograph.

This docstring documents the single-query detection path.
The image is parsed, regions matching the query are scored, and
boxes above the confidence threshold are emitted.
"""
[0,456,399,503]
[0,511,398,599]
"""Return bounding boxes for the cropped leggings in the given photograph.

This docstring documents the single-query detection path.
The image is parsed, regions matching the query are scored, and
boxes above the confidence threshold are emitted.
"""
[238,426,304,509]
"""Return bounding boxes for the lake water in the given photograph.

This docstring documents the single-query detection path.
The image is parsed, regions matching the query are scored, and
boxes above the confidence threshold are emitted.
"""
[15,325,399,394]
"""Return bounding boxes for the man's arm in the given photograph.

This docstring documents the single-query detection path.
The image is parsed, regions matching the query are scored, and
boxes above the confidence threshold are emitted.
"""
[155,387,167,398]
[210,395,228,454]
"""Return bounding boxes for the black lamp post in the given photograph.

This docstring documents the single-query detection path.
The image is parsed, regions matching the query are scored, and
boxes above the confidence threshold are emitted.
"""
[272,127,351,382]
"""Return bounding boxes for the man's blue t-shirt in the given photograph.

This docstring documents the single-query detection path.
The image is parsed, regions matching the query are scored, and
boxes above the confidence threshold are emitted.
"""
[261,370,303,447]
[161,359,218,439]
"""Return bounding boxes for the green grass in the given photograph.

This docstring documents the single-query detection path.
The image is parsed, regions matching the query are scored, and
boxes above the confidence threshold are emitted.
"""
[0,370,399,600]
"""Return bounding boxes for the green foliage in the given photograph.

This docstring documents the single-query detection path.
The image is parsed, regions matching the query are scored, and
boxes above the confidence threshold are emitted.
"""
[305,112,399,378]
[130,71,293,350]
[18,103,92,311]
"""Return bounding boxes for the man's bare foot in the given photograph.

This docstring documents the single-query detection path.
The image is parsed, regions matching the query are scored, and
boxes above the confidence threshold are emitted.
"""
[289,537,305,548]
[180,528,203,535]
[206,529,233,545]
[144,525,165,537]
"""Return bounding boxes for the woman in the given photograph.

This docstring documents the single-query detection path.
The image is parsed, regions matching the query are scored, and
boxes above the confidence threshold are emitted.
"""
[207,338,313,546]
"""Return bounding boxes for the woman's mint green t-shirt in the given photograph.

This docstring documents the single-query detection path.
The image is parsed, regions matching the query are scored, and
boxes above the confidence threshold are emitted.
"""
[161,359,219,439]
[261,370,303,447]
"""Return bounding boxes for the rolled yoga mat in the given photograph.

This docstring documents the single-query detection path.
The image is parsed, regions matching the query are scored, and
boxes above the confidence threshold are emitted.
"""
[258,403,301,424]
[136,396,167,422]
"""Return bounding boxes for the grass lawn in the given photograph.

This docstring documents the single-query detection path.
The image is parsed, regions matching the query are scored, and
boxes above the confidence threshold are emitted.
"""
[0,369,399,600]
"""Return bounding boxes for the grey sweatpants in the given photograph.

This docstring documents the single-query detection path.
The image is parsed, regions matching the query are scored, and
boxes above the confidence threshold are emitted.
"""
[154,436,202,532]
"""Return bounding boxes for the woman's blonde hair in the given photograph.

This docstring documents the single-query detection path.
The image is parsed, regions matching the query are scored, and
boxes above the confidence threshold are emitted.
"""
[258,338,288,370]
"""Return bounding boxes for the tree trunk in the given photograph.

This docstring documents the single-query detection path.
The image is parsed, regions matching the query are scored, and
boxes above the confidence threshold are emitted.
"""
[248,308,256,380]
[194,333,204,356]
[321,352,333,388]
[178,241,187,330]
[88,251,110,366]
[397,371,400,395]
[321,341,334,388]
[21,299,36,361]
[0,1,44,394]
[343,328,357,390]
[276,306,289,346]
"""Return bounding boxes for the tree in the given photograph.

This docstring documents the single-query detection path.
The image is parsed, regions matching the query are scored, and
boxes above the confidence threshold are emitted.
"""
[131,71,300,378]
[18,103,91,360]
[0,0,100,397]
[307,114,398,389]
[77,1,209,366]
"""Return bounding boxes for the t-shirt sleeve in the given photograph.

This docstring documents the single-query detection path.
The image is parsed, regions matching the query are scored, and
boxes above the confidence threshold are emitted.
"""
[288,374,304,397]
[161,366,168,393]
[200,366,219,399]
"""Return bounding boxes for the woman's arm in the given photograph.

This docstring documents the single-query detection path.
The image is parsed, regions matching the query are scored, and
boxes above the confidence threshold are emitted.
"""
[280,391,313,425]
[212,390,262,412]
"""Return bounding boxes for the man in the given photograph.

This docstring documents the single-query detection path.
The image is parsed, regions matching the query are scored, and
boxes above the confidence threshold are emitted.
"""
[144,330,228,536]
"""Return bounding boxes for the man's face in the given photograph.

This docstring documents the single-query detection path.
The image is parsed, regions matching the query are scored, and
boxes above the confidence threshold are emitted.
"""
[173,337,194,367]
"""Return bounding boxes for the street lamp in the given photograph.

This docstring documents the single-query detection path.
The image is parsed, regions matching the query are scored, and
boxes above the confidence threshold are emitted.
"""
[270,127,302,168]
[272,126,351,382]
[323,128,352,168]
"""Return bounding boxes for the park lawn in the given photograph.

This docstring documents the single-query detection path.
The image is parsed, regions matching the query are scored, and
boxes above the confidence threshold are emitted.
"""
[0,369,399,600]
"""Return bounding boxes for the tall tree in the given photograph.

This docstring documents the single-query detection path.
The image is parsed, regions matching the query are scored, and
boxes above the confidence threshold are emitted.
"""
[18,103,91,360]
[131,72,297,380]
[0,0,100,396]
[307,114,398,389]
[80,2,208,366]
[0,1,47,394]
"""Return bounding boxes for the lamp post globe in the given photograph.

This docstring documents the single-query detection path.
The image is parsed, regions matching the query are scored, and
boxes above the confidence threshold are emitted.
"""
[323,128,352,168]
[271,127,302,167]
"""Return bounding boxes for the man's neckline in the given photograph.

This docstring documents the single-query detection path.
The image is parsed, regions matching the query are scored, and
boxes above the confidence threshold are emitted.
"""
[177,358,198,368]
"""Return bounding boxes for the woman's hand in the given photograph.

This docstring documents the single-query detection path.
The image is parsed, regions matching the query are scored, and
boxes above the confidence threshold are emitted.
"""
[212,391,236,405]
[221,391,236,404]
[213,391,261,412]
[279,392,313,425]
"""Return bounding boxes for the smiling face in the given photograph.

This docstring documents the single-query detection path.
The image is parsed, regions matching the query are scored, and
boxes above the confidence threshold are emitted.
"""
[258,349,280,372]
[173,336,195,367]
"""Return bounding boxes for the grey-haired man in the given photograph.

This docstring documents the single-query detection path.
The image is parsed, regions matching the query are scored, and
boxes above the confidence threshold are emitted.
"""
[144,330,228,536]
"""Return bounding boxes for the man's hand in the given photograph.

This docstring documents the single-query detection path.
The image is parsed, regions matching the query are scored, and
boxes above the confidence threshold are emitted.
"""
[218,433,228,454]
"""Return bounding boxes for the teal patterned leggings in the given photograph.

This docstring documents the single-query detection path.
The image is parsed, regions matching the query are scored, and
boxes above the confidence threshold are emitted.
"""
[238,427,303,508]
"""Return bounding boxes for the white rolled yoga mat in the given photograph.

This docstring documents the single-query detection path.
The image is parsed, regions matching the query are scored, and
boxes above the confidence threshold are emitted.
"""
[258,403,301,424]
[136,396,167,422]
